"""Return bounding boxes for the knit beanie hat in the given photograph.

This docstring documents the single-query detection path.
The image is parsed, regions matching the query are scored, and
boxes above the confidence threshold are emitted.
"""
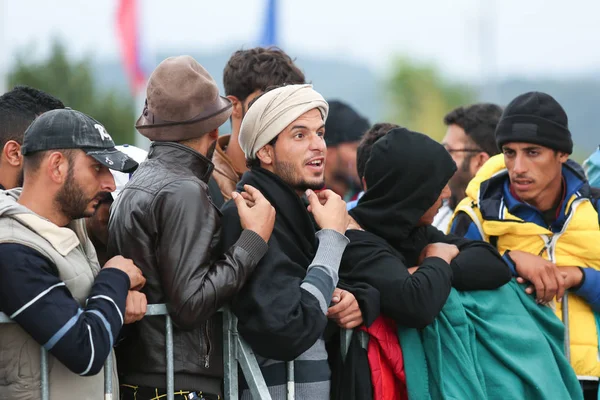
[495,91,573,154]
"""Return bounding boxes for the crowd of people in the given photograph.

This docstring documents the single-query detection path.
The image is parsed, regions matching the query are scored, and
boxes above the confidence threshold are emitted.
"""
[0,46,599,400]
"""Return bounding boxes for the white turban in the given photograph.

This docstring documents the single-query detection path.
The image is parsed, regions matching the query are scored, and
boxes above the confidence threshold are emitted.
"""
[238,84,329,160]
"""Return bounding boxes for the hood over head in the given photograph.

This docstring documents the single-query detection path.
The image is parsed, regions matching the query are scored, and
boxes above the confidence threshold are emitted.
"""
[350,127,457,244]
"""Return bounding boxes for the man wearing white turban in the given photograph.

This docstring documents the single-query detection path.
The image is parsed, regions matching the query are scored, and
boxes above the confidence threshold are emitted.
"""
[220,84,374,399]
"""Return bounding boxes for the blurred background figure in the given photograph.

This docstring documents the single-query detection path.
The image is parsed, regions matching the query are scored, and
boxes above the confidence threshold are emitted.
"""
[584,146,600,189]
[85,144,147,265]
[324,100,370,200]
[434,103,502,232]
[213,46,306,202]
[0,85,64,190]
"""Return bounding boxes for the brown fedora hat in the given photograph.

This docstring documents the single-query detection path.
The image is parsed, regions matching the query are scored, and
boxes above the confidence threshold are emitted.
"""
[136,55,232,141]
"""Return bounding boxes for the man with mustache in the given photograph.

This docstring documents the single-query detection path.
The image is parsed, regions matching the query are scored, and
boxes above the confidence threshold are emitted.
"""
[212,46,306,203]
[433,103,502,233]
[450,91,600,398]
[108,56,276,400]
[0,85,64,190]
[85,145,147,266]
[0,109,146,400]
[220,84,359,399]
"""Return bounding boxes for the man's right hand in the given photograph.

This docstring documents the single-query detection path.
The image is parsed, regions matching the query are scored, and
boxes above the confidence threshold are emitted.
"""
[233,184,276,243]
[509,250,565,304]
[104,256,146,291]
[419,243,460,264]
[306,189,349,234]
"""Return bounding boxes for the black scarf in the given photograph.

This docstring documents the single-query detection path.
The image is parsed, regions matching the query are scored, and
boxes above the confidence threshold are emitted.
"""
[236,167,317,260]
[349,128,457,264]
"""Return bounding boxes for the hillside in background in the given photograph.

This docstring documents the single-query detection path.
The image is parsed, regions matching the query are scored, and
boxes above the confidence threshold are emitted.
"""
[93,49,599,158]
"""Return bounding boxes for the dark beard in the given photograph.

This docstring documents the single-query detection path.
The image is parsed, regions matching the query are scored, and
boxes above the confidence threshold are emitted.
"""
[55,165,97,221]
[274,160,324,192]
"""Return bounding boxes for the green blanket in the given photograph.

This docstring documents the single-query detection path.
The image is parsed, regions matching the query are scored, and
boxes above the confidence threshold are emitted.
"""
[398,280,583,400]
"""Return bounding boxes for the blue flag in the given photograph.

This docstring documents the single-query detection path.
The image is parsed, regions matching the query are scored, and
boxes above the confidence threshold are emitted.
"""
[260,0,277,46]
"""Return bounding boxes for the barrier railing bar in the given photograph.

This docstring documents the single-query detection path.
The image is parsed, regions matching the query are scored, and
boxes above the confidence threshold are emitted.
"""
[165,315,175,400]
[235,324,273,399]
[41,347,49,400]
[223,310,238,400]
[286,361,295,400]
[1,304,359,400]
[104,352,113,400]
[562,292,570,362]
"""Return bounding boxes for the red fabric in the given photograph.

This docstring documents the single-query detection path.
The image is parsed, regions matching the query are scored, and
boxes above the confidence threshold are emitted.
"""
[360,316,407,400]
[116,0,146,94]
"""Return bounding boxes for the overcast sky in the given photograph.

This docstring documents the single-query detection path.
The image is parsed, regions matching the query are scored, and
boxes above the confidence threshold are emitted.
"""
[2,0,600,82]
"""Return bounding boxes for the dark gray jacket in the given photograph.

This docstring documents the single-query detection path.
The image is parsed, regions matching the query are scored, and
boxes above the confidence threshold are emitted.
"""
[108,142,267,394]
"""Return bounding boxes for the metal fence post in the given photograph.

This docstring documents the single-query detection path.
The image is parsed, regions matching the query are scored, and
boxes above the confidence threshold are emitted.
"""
[286,361,295,400]
[104,352,113,400]
[562,292,571,362]
[165,315,175,400]
[40,347,49,400]
[223,309,238,400]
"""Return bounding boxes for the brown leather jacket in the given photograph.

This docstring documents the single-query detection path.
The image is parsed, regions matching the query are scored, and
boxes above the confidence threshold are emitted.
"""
[107,142,267,393]
[212,135,244,202]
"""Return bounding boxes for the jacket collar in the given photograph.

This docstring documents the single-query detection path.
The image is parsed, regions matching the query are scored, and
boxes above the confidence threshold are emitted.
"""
[238,167,317,258]
[213,135,244,179]
[148,141,214,183]
[478,159,589,231]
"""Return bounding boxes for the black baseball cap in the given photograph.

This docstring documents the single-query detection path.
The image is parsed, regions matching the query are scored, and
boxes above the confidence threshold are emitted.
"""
[21,108,139,173]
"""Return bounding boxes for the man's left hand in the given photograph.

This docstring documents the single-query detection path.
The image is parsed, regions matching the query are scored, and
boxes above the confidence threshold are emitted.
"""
[124,290,148,324]
[327,288,363,329]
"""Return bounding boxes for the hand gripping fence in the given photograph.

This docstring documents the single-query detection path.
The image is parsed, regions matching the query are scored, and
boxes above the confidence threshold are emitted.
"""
[0,296,572,399]
[0,304,359,400]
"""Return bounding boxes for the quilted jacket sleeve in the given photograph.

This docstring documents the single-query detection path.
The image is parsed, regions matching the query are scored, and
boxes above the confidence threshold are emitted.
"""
[153,179,268,330]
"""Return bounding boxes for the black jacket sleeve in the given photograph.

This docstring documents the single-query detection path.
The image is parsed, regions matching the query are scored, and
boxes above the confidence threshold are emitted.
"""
[341,230,453,329]
[153,180,268,329]
[426,226,511,291]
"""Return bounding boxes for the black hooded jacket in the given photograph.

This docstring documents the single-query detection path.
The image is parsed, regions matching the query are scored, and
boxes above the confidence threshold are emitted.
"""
[220,168,379,361]
[341,128,511,328]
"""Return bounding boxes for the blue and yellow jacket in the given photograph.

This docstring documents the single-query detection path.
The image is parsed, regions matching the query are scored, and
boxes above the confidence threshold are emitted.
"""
[450,154,600,378]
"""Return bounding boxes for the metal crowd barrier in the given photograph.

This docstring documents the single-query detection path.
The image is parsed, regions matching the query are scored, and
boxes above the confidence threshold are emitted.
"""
[0,294,572,400]
[0,304,310,400]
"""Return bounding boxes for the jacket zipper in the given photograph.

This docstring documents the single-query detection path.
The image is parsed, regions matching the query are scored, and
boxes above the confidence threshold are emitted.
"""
[203,321,212,369]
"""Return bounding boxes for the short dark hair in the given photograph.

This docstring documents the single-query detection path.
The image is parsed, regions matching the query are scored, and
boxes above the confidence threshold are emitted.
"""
[223,47,306,102]
[443,103,502,156]
[23,148,77,173]
[0,85,65,148]
[356,123,400,181]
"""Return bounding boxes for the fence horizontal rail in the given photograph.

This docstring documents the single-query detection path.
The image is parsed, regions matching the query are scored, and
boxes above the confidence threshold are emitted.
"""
[0,303,313,400]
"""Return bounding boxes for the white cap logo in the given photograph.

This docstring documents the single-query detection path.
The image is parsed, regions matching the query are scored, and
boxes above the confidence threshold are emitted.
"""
[94,124,113,141]
[105,157,114,166]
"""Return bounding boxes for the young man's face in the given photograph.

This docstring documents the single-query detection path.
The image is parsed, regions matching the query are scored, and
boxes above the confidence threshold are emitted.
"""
[265,108,327,192]
[502,142,568,209]
[56,151,116,220]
